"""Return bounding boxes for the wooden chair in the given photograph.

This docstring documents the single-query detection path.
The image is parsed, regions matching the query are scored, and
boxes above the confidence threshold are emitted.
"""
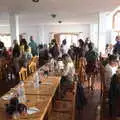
[100,63,106,97]
[100,63,109,120]
[28,62,37,73]
[49,111,72,120]
[50,81,77,120]
[78,57,87,83]
[0,67,2,80]
[31,56,39,67]
[19,67,27,81]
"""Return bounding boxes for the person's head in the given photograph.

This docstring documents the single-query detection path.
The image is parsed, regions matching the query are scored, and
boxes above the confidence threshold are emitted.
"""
[30,36,33,41]
[108,55,118,67]
[62,54,72,64]
[70,45,74,49]
[88,42,94,50]
[105,44,109,49]
[62,39,67,45]
[51,39,56,43]
[13,40,18,45]
[78,39,84,47]
[51,39,56,45]
[39,44,43,49]
[20,38,27,45]
[44,44,47,48]
[26,47,31,53]
[116,68,120,83]
[17,103,27,114]
[19,34,23,41]
[115,36,120,42]
[85,37,90,43]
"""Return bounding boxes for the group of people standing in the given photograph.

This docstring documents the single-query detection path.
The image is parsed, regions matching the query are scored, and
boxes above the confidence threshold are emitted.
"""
[100,36,120,117]
[49,38,99,92]
[12,35,38,76]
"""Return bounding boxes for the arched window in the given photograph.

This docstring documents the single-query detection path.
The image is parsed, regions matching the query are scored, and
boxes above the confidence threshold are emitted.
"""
[112,10,120,32]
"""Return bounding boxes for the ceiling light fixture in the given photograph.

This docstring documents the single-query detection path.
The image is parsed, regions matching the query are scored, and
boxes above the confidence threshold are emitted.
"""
[58,20,62,24]
[32,0,39,2]
[51,14,56,18]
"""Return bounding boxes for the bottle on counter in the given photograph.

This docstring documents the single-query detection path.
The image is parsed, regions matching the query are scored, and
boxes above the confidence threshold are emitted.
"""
[17,81,26,103]
[34,72,40,88]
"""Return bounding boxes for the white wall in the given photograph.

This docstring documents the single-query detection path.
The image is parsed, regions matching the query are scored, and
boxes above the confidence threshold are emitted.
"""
[19,25,41,44]
[98,10,119,53]
[90,24,98,48]
[19,24,90,44]
[43,24,90,43]
[0,24,90,46]
[0,25,10,33]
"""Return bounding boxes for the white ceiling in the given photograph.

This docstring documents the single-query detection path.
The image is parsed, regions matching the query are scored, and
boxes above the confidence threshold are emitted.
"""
[0,0,119,25]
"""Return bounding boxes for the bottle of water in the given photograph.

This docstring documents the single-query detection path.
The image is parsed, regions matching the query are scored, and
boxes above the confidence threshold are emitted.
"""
[17,81,26,103]
[34,73,39,88]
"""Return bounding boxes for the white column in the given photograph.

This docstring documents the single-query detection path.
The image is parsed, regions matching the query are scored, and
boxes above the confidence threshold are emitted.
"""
[9,13,19,44]
[41,24,45,44]
[98,13,100,52]
[98,13,106,54]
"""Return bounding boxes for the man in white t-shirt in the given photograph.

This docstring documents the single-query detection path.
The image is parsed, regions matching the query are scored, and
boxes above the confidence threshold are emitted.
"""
[105,55,118,90]
[60,39,69,55]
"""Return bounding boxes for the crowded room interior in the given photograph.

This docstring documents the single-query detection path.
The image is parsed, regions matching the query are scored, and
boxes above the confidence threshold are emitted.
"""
[0,0,120,120]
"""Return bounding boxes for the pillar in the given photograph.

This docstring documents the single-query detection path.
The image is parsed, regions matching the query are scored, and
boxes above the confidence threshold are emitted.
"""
[9,13,19,44]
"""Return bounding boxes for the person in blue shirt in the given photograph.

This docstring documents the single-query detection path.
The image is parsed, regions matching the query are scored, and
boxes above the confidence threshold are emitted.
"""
[29,36,38,56]
[113,36,120,55]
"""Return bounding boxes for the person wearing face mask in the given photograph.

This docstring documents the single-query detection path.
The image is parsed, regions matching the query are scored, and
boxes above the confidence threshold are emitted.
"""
[113,36,120,55]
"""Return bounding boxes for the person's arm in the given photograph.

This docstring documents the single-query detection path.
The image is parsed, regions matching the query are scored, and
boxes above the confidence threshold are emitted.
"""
[105,66,113,90]
[62,64,69,76]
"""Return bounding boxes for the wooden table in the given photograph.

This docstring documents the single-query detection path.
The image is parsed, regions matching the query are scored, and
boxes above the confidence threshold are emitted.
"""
[0,69,61,120]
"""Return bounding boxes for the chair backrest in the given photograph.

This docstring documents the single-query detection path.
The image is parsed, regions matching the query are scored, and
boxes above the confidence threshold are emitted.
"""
[100,63,106,96]
[53,81,77,120]
[72,81,77,120]
[78,57,87,82]
[28,62,36,74]
[32,56,38,62]
[0,67,2,80]
[19,67,27,81]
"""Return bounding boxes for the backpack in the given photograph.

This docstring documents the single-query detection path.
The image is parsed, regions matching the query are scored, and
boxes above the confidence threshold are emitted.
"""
[86,50,98,62]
